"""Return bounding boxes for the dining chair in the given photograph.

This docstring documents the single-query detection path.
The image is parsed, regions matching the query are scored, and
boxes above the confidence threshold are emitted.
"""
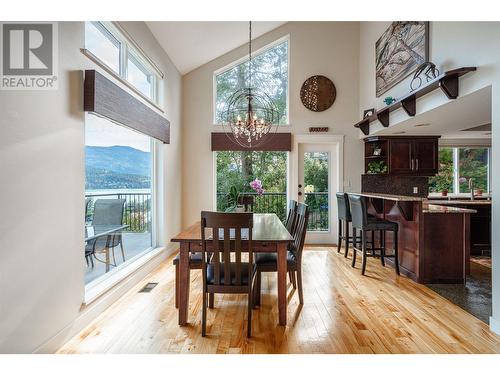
[285,200,298,234]
[237,195,254,212]
[200,211,255,337]
[253,202,309,306]
[348,194,400,276]
[85,198,126,272]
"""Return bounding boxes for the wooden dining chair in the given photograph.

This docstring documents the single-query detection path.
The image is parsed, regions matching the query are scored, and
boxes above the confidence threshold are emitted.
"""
[200,211,256,337]
[237,195,254,212]
[253,202,309,306]
[285,199,298,234]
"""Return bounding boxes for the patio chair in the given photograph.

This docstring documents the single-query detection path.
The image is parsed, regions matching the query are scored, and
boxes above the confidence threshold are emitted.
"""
[85,199,126,272]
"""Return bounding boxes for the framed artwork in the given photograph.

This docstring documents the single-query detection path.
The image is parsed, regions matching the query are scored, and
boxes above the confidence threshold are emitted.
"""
[375,21,429,97]
[363,108,375,118]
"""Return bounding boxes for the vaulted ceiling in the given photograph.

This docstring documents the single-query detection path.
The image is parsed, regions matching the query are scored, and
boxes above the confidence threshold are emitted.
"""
[146,21,286,75]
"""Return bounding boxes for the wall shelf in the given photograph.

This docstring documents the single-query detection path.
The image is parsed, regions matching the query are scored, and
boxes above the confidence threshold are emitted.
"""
[354,67,477,136]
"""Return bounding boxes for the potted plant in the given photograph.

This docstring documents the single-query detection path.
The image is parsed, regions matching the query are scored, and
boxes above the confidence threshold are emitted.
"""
[367,160,388,174]
[225,185,243,212]
[441,189,448,197]
[249,179,265,196]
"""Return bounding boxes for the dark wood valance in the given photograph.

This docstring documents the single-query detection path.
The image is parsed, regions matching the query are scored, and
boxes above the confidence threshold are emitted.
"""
[211,133,292,152]
[84,70,170,143]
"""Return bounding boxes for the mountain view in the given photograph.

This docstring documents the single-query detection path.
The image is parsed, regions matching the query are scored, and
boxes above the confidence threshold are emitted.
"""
[85,145,151,190]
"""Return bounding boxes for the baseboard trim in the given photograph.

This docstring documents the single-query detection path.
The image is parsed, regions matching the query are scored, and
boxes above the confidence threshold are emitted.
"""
[490,316,500,335]
[33,243,178,354]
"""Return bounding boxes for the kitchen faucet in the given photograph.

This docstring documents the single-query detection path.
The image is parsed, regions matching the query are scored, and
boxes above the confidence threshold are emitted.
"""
[468,178,474,201]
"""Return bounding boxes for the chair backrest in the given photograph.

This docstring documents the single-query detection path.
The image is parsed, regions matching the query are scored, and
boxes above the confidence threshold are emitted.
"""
[237,195,254,212]
[336,192,351,221]
[201,211,253,287]
[347,194,368,230]
[292,203,309,263]
[92,199,126,226]
[285,200,298,234]
[85,198,92,222]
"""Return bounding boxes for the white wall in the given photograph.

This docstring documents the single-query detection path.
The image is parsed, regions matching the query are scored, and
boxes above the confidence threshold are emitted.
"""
[182,22,362,227]
[359,21,500,333]
[0,21,182,353]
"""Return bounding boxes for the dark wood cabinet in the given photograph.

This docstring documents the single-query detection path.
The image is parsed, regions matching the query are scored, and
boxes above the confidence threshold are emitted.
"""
[413,139,438,175]
[389,139,413,174]
[365,136,440,176]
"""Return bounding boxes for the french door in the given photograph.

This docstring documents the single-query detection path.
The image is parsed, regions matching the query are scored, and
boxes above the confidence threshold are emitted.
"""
[297,142,338,244]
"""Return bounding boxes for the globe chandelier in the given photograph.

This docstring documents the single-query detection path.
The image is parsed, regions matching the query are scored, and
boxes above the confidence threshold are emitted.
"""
[222,21,281,148]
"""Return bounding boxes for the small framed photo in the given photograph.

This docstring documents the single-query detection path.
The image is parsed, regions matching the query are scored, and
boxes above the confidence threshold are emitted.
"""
[363,108,375,118]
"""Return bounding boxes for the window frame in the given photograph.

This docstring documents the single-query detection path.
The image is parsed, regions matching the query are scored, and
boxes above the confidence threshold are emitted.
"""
[212,34,290,126]
[83,115,160,298]
[84,21,160,104]
[212,150,290,215]
[433,146,491,195]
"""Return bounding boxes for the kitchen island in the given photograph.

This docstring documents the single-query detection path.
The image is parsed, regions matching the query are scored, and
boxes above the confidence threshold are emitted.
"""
[426,199,491,255]
[348,192,476,284]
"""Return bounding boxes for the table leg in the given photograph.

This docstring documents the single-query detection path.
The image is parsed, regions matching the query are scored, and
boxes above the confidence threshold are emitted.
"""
[277,242,287,326]
[178,242,190,325]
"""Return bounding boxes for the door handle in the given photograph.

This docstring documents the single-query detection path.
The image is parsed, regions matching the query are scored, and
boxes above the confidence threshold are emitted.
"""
[410,159,414,170]
[416,159,419,171]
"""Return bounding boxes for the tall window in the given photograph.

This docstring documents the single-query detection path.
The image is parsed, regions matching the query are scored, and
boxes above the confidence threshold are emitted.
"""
[216,151,288,221]
[429,147,491,194]
[85,21,158,102]
[214,38,289,125]
[85,22,121,74]
[85,114,155,286]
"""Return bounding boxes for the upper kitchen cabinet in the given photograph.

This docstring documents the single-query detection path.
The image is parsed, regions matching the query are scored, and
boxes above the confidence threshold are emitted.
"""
[364,136,440,176]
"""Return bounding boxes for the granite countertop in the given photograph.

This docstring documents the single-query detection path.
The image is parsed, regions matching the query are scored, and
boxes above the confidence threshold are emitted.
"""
[348,192,425,202]
[425,199,492,206]
[423,203,477,214]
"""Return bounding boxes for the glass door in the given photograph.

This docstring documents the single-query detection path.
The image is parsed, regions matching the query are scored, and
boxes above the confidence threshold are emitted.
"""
[298,143,335,243]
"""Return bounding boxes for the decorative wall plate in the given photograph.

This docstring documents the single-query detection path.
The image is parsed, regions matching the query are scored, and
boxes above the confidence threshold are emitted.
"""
[300,75,336,112]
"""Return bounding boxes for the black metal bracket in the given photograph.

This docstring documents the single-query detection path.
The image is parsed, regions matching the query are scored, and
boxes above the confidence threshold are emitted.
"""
[397,201,414,221]
[439,74,459,99]
[401,95,416,117]
[370,198,385,215]
[358,118,370,136]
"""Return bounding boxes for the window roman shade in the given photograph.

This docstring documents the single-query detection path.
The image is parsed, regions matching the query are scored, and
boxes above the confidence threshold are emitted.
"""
[84,70,170,143]
[211,132,292,151]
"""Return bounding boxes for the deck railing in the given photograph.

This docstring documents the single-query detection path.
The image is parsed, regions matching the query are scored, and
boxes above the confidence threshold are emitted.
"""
[216,191,329,231]
[85,192,151,233]
[304,192,329,231]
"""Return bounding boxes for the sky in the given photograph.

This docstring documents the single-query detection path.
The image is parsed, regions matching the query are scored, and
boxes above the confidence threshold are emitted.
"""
[85,113,151,152]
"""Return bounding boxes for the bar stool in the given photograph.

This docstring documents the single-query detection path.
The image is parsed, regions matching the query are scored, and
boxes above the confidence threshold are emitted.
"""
[336,193,374,258]
[347,194,400,276]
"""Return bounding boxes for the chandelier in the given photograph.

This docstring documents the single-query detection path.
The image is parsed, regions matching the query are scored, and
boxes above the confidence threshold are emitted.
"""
[222,21,280,148]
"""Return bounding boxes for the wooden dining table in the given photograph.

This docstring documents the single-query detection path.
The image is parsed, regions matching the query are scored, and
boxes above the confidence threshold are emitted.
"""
[171,213,294,326]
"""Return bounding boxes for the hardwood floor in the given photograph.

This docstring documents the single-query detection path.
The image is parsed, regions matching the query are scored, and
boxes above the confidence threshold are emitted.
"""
[58,247,500,354]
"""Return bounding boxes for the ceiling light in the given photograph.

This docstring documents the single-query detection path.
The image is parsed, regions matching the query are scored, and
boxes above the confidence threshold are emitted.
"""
[393,131,406,134]
[414,123,430,127]
[221,21,280,148]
